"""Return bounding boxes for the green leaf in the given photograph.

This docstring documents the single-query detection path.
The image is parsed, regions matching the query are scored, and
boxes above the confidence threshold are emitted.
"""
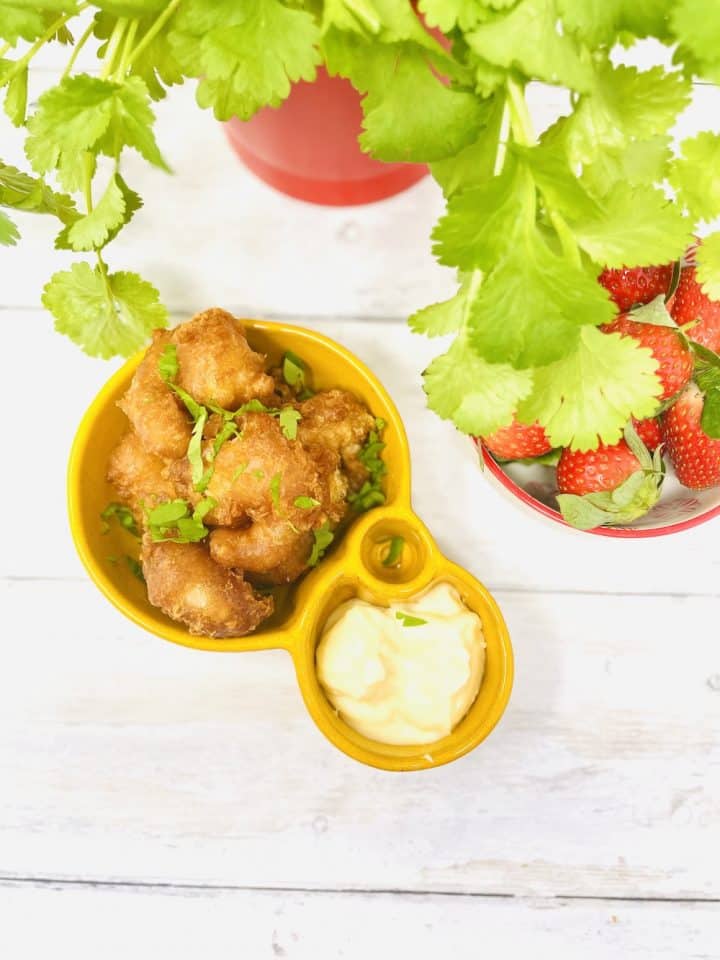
[430,92,505,197]
[467,0,593,92]
[423,334,534,436]
[100,501,140,537]
[467,229,615,368]
[557,0,672,46]
[157,342,178,381]
[357,43,488,163]
[282,350,306,388]
[581,136,672,198]
[0,2,78,44]
[701,388,720,439]
[55,173,126,252]
[42,263,167,359]
[188,407,209,488]
[308,521,334,566]
[3,63,27,126]
[0,159,77,223]
[570,183,691,268]
[547,63,691,168]
[170,0,321,121]
[555,493,611,531]
[409,275,474,338]
[557,468,661,529]
[696,233,720,301]
[516,143,600,221]
[147,499,189,526]
[395,611,428,627]
[294,495,320,509]
[432,156,535,270]
[269,471,282,510]
[0,208,19,244]
[670,133,720,222]
[92,1,167,14]
[517,326,662,450]
[279,407,301,440]
[381,535,404,566]
[670,0,720,80]
[417,0,491,32]
[628,296,678,329]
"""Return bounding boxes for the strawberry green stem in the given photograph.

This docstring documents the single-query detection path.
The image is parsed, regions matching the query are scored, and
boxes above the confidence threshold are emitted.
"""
[61,18,96,81]
[126,0,183,69]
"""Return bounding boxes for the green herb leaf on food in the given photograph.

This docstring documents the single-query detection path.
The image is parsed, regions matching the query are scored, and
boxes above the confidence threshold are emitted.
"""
[269,471,282,510]
[395,611,427,627]
[308,521,334,566]
[279,406,301,440]
[282,350,306,388]
[294,495,320,509]
[381,535,404,567]
[100,501,140,538]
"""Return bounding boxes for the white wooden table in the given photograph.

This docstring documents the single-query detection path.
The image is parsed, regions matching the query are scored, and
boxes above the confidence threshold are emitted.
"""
[1,54,719,959]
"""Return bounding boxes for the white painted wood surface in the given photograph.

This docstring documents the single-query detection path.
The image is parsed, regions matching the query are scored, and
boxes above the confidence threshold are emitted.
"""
[1,57,719,956]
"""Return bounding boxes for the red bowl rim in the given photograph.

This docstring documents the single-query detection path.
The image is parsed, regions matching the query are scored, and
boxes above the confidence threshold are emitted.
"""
[473,438,720,538]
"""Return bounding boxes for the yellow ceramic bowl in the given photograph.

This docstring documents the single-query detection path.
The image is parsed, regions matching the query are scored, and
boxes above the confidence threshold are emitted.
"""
[68,319,513,771]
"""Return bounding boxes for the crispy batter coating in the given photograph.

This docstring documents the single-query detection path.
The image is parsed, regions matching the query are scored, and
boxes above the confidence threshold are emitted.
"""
[106,431,179,522]
[118,330,191,460]
[172,308,275,408]
[203,412,328,528]
[210,521,313,585]
[297,389,375,487]
[142,537,273,638]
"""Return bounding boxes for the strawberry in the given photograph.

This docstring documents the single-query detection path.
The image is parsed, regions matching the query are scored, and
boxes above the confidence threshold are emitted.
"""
[632,416,662,452]
[661,383,720,490]
[602,314,693,402]
[599,264,674,313]
[555,427,664,530]
[669,266,720,353]
[481,417,552,460]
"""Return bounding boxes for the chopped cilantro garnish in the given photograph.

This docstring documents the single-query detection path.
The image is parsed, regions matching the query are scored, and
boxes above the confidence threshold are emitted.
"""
[187,407,209,488]
[231,463,249,483]
[381,536,405,567]
[269,472,282,510]
[251,469,265,480]
[308,522,334,566]
[282,350,306,388]
[279,407,301,440]
[395,612,427,628]
[294,495,320,509]
[100,503,140,538]
[146,497,216,544]
[157,343,178,382]
[125,555,145,582]
[349,420,387,512]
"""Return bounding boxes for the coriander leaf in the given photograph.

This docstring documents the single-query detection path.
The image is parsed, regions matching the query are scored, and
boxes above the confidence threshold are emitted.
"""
[409,274,475,338]
[352,42,487,163]
[381,535,404,566]
[231,463,248,483]
[95,76,169,170]
[55,173,127,252]
[570,183,691,268]
[3,63,27,126]
[670,0,720,80]
[515,143,600,221]
[0,2,78,44]
[557,0,672,46]
[43,263,167,359]
[581,136,671,198]
[146,499,188,526]
[212,418,240,457]
[279,407,301,440]
[170,0,321,121]
[669,133,720,222]
[193,496,216,521]
[0,208,18,244]
[125,555,145,582]
[546,63,691,168]
[0,159,77,223]
[92,1,167,15]
[321,0,382,34]
[423,333,533,436]
[517,326,662,451]
[269,471,282,510]
[432,156,535,270]
[282,350,305,388]
[188,407,208,488]
[395,611,427,627]
[308,521,334,566]
[696,233,720,301]
[417,0,489,32]
[101,501,140,537]
[467,0,593,92]
[158,342,178,381]
[294,495,320,509]
[430,92,505,197]
[467,228,615,368]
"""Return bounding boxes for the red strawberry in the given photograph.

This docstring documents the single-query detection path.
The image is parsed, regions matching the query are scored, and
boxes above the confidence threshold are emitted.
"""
[669,266,720,353]
[555,429,663,530]
[661,383,720,489]
[481,418,552,460]
[633,416,662,452]
[602,314,693,402]
[599,264,674,313]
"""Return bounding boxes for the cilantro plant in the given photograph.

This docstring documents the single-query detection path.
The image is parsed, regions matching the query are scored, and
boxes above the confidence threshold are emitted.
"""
[2,1,720,449]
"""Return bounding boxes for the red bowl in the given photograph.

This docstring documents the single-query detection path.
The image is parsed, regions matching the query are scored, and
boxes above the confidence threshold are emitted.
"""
[224,68,427,206]
[473,439,720,538]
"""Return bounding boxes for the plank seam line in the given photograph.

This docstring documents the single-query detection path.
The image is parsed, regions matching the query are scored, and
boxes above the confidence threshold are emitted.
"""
[1,877,718,903]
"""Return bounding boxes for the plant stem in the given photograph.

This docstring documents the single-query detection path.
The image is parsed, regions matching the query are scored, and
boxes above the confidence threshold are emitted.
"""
[549,210,582,267]
[493,98,511,175]
[82,151,95,213]
[0,41,11,58]
[100,17,128,80]
[61,18,96,81]
[4,3,89,82]
[115,18,139,81]
[127,0,183,69]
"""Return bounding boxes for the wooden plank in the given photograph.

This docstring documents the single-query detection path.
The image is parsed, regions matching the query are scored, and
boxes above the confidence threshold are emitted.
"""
[2,311,720,594]
[2,580,718,897]
[1,882,718,960]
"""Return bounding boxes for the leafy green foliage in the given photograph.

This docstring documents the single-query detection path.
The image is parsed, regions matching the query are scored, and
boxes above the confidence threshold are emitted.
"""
[0,207,18,244]
[670,133,720,222]
[42,262,167,358]
[0,2,78,45]
[696,234,720,301]
[169,0,321,121]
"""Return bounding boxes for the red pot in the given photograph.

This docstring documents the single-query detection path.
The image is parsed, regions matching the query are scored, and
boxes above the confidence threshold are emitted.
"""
[224,68,428,206]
